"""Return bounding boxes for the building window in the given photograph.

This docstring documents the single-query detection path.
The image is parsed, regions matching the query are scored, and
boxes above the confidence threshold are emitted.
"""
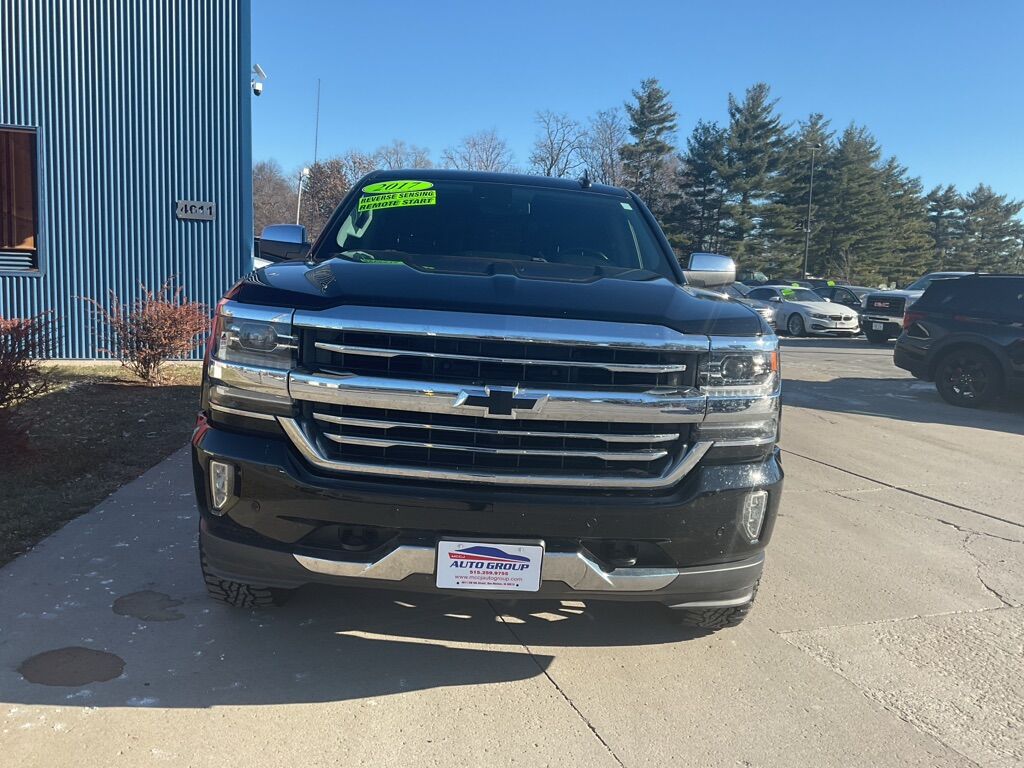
[0,128,39,272]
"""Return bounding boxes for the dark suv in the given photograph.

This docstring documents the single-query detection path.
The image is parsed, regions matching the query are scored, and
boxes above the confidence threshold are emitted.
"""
[894,274,1024,407]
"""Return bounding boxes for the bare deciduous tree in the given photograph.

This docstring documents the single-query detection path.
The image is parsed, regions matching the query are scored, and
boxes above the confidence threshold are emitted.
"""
[580,107,628,186]
[252,160,296,235]
[528,111,585,178]
[299,157,352,239]
[374,140,432,170]
[441,129,514,172]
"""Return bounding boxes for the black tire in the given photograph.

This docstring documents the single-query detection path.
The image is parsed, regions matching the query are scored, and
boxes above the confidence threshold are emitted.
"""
[934,347,1003,408]
[671,581,758,630]
[864,328,890,344]
[786,314,806,337]
[200,546,294,608]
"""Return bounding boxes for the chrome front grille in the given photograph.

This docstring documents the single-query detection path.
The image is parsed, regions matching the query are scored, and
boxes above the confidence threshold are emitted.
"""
[276,306,730,488]
[304,403,686,478]
[307,330,693,389]
[865,296,905,317]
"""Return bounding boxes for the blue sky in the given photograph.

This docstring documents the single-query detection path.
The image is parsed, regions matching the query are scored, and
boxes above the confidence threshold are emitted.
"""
[252,0,1024,200]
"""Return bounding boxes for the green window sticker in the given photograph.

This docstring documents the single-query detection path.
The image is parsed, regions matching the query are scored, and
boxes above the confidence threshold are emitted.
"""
[781,288,795,297]
[362,180,434,194]
[790,282,801,288]
[827,279,836,287]
[357,189,437,212]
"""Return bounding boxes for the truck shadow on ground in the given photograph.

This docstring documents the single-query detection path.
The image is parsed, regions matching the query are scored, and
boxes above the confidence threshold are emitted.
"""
[5,584,708,710]
[783,376,1024,435]
[779,336,894,351]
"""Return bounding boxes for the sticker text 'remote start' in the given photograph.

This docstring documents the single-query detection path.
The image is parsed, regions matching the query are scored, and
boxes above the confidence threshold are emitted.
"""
[357,189,437,211]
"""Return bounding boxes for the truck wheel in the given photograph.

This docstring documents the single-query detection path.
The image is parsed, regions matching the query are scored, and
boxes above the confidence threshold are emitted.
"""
[935,348,1003,408]
[864,328,889,344]
[200,546,294,608]
[786,314,806,337]
[670,582,758,630]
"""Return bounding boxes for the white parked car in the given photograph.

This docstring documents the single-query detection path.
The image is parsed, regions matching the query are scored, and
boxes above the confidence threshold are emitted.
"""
[745,286,860,337]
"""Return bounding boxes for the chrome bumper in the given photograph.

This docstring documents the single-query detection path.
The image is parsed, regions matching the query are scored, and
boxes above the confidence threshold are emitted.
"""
[293,545,763,605]
[862,314,902,325]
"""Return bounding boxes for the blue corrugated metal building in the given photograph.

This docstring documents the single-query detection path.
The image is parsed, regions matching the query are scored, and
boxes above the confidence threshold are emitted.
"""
[0,0,252,357]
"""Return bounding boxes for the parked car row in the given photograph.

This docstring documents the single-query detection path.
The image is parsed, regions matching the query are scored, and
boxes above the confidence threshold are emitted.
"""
[730,270,1022,409]
[744,285,859,336]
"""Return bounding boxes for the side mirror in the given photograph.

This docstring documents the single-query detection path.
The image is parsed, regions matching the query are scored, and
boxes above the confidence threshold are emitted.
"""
[258,224,311,264]
[684,252,736,289]
[768,296,782,303]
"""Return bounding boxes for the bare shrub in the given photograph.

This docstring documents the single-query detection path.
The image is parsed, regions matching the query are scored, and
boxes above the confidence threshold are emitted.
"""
[83,280,209,384]
[0,312,56,448]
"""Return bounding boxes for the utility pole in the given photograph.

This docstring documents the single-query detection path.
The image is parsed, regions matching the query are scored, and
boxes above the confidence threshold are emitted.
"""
[295,167,310,225]
[312,79,321,164]
[803,143,822,279]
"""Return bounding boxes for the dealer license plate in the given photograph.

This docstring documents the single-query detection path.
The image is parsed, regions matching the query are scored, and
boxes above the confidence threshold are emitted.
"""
[436,540,544,592]
[872,322,884,330]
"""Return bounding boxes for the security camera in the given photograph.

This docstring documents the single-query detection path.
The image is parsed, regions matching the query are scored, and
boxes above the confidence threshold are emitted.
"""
[251,80,264,97]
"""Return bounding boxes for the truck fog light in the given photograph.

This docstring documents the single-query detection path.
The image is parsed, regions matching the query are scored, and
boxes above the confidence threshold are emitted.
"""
[741,490,768,542]
[210,461,235,513]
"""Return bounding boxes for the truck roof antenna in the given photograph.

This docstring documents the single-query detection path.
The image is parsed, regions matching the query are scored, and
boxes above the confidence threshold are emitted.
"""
[579,169,592,189]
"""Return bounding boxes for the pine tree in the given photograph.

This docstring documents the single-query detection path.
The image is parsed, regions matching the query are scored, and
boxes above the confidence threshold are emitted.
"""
[671,120,728,254]
[620,78,678,217]
[959,184,1024,271]
[813,125,890,283]
[775,113,834,278]
[926,185,965,270]
[880,158,933,284]
[718,83,790,269]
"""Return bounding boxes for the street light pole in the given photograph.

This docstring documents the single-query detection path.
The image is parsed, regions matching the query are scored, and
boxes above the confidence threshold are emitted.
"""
[803,143,822,279]
[295,167,310,225]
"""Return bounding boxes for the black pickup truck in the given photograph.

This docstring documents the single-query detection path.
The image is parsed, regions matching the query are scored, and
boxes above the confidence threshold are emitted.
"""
[193,170,782,629]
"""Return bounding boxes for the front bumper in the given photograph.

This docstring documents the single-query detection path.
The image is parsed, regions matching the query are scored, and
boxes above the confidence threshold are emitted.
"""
[201,523,763,607]
[862,315,902,334]
[193,422,782,606]
[807,318,860,335]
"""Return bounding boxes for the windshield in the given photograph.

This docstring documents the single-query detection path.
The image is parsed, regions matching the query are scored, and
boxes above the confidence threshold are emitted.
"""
[319,179,675,278]
[782,288,823,302]
[721,283,748,298]
[905,274,961,291]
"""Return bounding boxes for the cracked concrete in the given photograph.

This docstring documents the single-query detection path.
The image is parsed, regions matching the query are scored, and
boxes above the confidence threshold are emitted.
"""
[0,337,1020,767]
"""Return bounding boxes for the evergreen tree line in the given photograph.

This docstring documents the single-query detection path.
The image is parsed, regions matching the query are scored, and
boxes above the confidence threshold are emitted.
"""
[612,79,1024,285]
[254,79,1023,285]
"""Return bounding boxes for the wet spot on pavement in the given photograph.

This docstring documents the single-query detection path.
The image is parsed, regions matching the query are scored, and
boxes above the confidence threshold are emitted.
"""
[18,647,124,686]
[112,590,184,621]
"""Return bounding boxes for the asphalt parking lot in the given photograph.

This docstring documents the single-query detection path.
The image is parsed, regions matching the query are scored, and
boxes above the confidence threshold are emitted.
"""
[2,338,1022,768]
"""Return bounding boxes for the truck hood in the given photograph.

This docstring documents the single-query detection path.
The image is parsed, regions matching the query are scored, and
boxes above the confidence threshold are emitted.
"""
[866,289,923,301]
[231,257,766,336]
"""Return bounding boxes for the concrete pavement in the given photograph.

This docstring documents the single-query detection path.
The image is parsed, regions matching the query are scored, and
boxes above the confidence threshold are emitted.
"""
[1,338,1021,767]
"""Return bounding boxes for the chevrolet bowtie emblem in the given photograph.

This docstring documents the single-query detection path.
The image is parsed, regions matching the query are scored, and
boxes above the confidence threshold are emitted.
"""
[453,386,543,418]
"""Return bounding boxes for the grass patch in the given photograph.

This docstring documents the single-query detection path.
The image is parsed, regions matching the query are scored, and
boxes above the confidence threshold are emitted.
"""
[0,362,202,565]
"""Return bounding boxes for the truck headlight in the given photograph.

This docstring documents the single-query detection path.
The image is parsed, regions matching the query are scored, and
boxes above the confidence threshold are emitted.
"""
[698,337,780,455]
[211,303,295,368]
[699,348,778,390]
